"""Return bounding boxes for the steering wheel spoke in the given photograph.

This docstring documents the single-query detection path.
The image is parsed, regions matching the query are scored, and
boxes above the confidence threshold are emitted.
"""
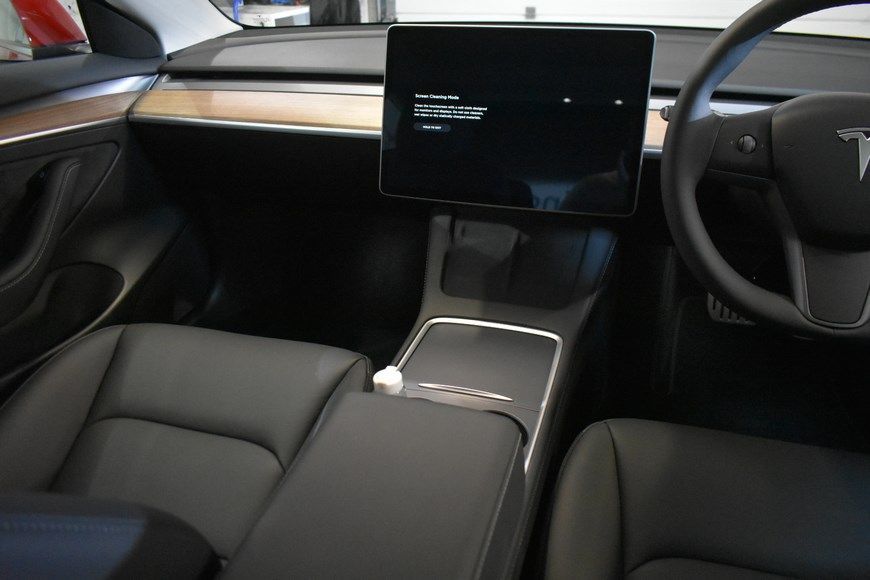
[706,106,778,186]
[767,187,870,327]
[789,242,870,326]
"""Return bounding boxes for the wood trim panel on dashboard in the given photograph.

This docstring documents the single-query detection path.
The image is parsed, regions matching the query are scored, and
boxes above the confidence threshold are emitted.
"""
[0,92,141,147]
[133,90,383,132]
[131,89,669,149]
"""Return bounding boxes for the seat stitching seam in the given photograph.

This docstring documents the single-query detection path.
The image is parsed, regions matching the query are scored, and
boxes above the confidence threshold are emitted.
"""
[626,556,793,578]
[223,448,299,562]
[222,355,368,563]
[0,325,118,418]
[0,519,143,535]
[604,421,626,578]
[83,326,127,428]
[83,415,285,471]
[297,356,370,456]
[300,356,367,446]
[49,325,127,490]
[333,356,364,394]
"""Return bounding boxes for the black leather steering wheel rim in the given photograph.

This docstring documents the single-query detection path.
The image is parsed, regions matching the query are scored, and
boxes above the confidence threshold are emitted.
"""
[661,0,870,339]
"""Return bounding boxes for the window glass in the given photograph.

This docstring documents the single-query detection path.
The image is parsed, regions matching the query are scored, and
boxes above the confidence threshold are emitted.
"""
[207,1,870,40]
[0,0,89,62]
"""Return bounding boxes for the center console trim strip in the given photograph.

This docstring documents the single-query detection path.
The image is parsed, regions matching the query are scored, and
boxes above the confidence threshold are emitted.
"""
[417,383,514,402]
[396,317,563,470]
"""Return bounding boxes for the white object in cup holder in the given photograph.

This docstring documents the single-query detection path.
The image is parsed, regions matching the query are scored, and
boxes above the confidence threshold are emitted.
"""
[373,366,404,396]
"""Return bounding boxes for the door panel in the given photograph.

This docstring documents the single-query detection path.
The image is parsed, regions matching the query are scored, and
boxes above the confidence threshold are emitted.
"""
[0,10,211,394]
[0,156,81,326]
[0,115,207,396]
[0,1,212,396]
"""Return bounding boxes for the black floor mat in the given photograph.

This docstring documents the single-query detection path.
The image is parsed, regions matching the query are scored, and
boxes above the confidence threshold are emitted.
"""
[646,296,869,452]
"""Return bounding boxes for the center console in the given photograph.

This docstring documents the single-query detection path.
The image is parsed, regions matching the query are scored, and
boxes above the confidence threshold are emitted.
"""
[231,24,643,579]
[377,20,643,497]
[393,212,617,479]
[398,317,560,469]
[230,211,619,578]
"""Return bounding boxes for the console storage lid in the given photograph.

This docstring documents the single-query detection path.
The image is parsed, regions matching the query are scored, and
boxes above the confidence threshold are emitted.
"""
[224,393,525,579]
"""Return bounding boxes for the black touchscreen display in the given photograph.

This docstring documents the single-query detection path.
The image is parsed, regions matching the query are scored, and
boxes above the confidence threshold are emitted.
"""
[380,25,655,216]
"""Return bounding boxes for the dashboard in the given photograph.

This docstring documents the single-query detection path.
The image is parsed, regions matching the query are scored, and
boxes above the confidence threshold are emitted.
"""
[3,24,868,190]
[126,25,867,160]
[159,25,870,98]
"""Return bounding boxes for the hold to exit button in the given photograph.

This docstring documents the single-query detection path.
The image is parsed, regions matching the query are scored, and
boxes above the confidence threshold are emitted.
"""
[414,122,452,133]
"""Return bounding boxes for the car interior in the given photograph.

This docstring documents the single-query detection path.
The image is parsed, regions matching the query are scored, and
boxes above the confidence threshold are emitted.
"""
[0,0,868,578]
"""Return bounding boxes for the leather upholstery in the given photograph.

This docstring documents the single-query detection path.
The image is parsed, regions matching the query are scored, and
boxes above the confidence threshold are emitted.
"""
[0,493,218,579]
[223,393,525,580]
[0,323,371,558]
[547,419,870,579]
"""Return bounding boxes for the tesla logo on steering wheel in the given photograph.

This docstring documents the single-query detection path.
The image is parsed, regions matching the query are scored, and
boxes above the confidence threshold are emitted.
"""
[838,128,870,182]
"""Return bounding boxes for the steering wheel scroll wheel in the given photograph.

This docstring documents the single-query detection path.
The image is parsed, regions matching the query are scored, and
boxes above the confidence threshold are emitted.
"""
[661,0,870,338]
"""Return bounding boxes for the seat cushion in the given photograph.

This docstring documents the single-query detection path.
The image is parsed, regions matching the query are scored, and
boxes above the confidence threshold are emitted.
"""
[546,419,870,579]
[0,324,370,557]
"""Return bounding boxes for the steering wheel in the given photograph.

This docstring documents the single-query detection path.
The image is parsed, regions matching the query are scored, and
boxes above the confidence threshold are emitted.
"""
[662,0,870,338]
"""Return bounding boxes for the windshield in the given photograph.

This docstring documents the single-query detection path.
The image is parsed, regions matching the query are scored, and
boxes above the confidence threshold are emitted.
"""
[207,1,870,39]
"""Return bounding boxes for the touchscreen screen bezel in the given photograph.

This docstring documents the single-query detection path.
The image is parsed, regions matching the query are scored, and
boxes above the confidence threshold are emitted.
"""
[379,24,656,217]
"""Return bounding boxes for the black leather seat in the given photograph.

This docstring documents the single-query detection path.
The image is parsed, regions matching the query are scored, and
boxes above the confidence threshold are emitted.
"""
[0,324,371,561]
[546,419,870,579]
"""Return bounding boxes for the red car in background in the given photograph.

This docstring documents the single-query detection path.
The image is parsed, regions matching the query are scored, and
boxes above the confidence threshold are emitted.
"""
[1,0,87,61]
